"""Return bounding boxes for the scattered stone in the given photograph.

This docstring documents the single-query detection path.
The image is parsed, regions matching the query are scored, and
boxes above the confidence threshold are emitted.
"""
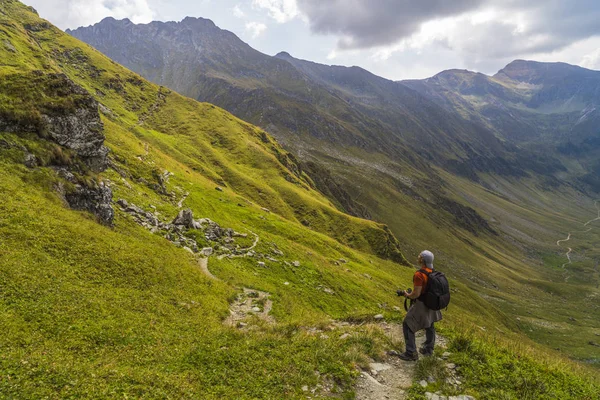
[419,380,428,388]
[237,322,248,328]
[339,258,348,264]
[261,207,270,213]
[3,39,16,53]
[374,314,384,321]
[568,317,577,322]
[292,261,300,267]
[284,282,290,286]
[117,199,128,208]
[363,274,372,280]
[387,350,400,356]
[446,363,456,369]
[393,306,401,312]
[201,247,213,257]
[301,385,309,392]
[588,341,600,347]
[339,333,350,340]
[428,376,436,383]
[215,186,223,192]
[442,351,452,359]
[24,152,37,168]
[251,307,261,312]
[173,208,195,228]
[257,262,266,267]
[272,248,284,256]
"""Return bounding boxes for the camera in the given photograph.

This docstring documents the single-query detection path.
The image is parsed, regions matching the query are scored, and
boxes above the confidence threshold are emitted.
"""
[396,288,412,297]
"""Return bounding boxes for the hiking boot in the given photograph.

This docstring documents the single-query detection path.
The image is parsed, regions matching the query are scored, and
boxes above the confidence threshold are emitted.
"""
[397,351,418,361]
[419,346,433,356]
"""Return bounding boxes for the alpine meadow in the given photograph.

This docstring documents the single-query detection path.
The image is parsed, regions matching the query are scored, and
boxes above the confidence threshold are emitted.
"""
[0,0,599,399]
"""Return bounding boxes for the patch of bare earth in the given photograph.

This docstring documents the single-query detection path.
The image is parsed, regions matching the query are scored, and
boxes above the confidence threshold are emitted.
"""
[224,288,274,328]
[355,325,448,400]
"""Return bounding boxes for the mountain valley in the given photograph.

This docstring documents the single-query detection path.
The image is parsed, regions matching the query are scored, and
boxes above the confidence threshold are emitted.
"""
[0,0,599,398]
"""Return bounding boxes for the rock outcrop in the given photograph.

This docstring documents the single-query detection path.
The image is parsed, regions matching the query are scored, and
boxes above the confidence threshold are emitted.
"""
[0,73,109,172]
[65,181,114,225]
[0,72,113,224]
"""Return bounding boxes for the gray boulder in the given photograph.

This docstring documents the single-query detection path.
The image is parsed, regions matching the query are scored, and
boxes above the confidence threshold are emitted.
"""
[173,208,195,228]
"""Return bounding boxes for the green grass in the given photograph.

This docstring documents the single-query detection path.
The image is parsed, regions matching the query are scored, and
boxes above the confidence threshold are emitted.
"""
[0,0,599,398]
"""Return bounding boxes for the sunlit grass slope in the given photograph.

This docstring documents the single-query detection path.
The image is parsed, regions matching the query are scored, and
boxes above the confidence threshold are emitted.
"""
[0,1,598,398]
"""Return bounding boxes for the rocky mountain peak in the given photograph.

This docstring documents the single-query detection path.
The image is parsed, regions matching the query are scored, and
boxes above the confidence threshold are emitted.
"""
[494,59,590,84]
[275,51,292,59]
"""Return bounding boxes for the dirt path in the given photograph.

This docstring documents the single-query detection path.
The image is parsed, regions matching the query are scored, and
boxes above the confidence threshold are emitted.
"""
[584,200,600,226]
[217,230,259,260]
[224,288,274,327]
[177,192,189,209]
[556,200,599,281]
[197,257,217,280]
[195,241,274,327]
[355,326,448,400]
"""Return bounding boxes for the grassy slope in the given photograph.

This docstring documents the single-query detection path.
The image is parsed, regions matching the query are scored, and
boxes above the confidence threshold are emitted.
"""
[0,1,598,398]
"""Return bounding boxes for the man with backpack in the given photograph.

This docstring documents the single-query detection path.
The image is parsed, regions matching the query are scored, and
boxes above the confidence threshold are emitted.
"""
[397,250,450,361]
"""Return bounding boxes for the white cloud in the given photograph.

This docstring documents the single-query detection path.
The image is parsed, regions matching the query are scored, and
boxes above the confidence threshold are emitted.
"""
[252,0,299,23]
[245,21,268,38]
[581,48,600,70]
[233,5,245,19]
[28,0,154,29]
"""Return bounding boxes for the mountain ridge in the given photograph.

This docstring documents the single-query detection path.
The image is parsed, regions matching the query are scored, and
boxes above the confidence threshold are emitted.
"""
[1,3,599,397]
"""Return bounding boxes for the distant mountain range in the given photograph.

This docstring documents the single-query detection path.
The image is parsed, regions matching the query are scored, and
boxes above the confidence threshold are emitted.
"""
[68,17,598,236]
[69,18,599,193]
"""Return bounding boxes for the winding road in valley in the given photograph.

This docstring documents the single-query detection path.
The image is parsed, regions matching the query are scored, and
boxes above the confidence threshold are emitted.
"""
[556,200,600,280]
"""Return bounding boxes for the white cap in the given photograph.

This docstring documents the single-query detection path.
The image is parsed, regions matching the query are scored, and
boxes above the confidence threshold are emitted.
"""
[420,250,434,269]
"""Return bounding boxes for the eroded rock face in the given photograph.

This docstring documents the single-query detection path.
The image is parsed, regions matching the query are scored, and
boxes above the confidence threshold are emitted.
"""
[41,75,109,172]
[0,73,109,172]
[64,181,114,226]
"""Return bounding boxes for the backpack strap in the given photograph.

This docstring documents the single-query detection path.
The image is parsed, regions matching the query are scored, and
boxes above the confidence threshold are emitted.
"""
[417,269,431,300]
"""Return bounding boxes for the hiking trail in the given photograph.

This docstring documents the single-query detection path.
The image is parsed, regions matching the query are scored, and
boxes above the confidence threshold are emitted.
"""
[556,200,599,281]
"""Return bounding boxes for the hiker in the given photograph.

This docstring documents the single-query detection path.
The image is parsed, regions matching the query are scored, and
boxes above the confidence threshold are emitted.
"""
[397,250,445,361]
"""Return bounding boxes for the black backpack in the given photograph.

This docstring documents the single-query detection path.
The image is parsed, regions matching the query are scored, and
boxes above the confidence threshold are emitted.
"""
[418,269,451,310]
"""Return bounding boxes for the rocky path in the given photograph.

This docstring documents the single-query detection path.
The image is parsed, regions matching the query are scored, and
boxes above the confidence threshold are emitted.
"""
[216,230,260,260]
[224,288,273,327]
[355,325,471,400]
[194,232,275,328]
[556,200,600,281]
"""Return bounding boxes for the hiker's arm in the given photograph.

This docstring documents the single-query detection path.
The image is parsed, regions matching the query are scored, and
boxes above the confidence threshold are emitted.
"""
[406,285,422,300]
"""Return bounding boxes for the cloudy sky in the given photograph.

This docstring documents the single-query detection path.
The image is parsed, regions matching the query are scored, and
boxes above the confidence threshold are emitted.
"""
[25,0,600,80]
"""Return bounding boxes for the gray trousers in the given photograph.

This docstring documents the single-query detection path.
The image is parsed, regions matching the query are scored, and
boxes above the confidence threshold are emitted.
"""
[403,320,435,354]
